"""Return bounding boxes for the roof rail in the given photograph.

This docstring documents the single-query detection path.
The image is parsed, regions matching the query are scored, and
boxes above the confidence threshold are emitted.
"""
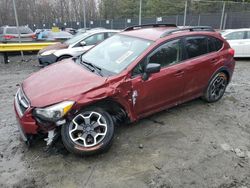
[124,23,177,31]
[160,26,215,38]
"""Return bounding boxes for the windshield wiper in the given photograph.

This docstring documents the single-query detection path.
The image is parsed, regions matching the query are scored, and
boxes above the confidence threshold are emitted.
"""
[79,56,103,76]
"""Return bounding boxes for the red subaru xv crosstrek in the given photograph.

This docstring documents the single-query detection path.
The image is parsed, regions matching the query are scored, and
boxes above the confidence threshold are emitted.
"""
[14,24,235,156]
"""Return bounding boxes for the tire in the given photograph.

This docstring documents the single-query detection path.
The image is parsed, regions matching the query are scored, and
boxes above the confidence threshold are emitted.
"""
[57,55,72,62]
[203,72,228,103]
[61,106,115,156]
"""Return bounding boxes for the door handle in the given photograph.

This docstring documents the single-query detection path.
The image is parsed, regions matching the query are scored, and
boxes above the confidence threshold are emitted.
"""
[211,58,218,63]
[174,70,184,76]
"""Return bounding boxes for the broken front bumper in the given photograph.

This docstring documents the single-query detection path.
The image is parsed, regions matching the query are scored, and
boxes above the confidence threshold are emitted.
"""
[14,89,39,140]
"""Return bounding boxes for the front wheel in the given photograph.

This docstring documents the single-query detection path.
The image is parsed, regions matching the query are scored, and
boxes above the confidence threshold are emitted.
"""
[61,107,114,156]
[203,72,228,103]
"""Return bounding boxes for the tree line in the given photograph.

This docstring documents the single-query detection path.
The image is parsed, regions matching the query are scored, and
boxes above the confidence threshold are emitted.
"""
[0,0,250,27]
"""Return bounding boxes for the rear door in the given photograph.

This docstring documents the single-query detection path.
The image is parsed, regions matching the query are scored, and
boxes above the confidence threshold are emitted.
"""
[181,35,223,101]
[131,39,186,117]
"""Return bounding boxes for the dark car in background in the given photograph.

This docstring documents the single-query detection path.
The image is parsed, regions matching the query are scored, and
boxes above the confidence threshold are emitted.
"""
[0,26,36,42]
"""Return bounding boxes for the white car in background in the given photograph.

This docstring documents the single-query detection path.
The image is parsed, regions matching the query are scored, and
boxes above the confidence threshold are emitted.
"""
[221,28,250,57]
[38,29,120,66]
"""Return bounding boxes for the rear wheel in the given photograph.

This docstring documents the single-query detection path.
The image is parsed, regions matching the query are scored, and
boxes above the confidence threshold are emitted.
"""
[57,55,72,62]
[203,72,228,103]
[61,107,114,156]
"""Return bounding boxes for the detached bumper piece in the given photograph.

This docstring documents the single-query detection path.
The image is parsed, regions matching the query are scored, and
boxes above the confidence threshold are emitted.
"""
[38,54,57,66]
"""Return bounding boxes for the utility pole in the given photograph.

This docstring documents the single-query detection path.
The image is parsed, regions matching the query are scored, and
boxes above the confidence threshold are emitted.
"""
[83,0,87,30]
[183,0,188,26]
[220,1,226,30]
[139,0,142,25]
[12,0,24,61]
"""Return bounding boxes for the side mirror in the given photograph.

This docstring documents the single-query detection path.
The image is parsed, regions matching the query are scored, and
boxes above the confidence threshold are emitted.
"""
[80,41,86,46]
[142,63,161,80]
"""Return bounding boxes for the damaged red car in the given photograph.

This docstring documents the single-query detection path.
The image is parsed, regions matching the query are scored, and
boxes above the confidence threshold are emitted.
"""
[14,24,235,156]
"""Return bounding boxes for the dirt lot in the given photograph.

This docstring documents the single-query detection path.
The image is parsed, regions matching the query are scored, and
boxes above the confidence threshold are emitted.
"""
[0,54,250,188]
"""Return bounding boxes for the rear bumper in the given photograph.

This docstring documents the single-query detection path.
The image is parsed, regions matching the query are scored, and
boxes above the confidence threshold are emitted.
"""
[38,54,58,66]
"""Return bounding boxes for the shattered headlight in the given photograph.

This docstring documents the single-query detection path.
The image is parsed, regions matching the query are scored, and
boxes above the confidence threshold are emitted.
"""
[34,101,74,121]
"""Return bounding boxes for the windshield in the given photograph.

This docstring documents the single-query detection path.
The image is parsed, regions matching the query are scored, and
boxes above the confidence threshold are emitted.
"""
[64,32,90,45]
[82,34,153,74]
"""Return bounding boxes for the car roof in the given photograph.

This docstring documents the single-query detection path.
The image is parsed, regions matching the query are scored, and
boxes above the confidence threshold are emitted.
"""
[121,27,176,41]
[120,25,217,41]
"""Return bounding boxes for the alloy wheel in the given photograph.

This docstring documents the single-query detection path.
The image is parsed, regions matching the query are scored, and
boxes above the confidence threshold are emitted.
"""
[209,74,227,101]
[69,111,108,147]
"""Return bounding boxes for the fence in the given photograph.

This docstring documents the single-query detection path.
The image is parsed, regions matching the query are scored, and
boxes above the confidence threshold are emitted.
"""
[24,1,250,30]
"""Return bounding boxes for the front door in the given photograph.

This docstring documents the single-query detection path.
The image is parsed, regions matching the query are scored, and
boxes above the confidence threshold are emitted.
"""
[131,39,186,118]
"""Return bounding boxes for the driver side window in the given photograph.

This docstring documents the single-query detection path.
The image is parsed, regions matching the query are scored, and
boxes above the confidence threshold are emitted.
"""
[148,39,182,67]
[131,39,183,77]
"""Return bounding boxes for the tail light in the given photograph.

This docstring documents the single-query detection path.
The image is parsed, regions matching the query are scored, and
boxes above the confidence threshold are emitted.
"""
[228,48,235,57]
[3,35,16,40]
[32,34,36,39]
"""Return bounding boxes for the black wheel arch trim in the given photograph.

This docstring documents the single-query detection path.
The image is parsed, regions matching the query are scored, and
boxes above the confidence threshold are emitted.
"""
[56,55,73,62]
[209,66,231,85]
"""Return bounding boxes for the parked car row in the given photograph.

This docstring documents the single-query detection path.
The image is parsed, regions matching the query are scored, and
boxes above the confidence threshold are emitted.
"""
[14,24,236,156]
[0,25,108,43]
[2,25,250,58]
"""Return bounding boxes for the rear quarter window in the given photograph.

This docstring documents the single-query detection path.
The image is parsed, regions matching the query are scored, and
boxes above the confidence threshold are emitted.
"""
[246,31,250,39]
[208,37,223,52]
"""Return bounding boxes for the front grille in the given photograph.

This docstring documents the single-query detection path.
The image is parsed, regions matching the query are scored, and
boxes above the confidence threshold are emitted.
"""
[15,88,30,117]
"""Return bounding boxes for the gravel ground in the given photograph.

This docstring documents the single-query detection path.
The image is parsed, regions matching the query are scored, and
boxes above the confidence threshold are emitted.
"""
[0,54,250,188]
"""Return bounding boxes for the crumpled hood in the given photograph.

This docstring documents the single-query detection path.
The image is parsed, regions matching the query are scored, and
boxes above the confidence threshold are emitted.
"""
[38,42,68,54]
[22,59,107,107]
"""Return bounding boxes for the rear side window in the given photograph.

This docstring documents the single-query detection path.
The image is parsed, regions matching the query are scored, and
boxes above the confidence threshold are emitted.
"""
[6,28,18,34]
[208,37,223,52]
[185,36,208,58]
[0,27,3,34]
[224,31,244,40]
[19,27,33,34]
